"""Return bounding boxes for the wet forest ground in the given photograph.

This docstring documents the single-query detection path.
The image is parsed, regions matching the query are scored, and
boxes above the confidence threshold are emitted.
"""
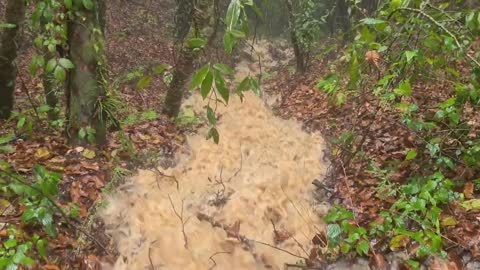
[1,0,480,269]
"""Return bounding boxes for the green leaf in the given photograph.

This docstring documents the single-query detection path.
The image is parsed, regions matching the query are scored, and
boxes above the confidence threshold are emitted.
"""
[187,38,206,49]
[4,238,17,249]
[78,128,86,139]
[201,71,214,99]
[356,240,370,255]
[326,224,342,240]
[64,0,73,9]
[213,63,234,75]
[207,106,216,125]
[223,32,235,54]
[46,59,57,73]
[461,199,480,210]
[207,127,220,144]
[153,64,169,75]
[37,239,48,259]
[17,117,26,129]
[0,145,14,153]
[405,149,417,161]
[82,0,94,10]
[58,58,74,69]
[394,80,412,97]
[190,65,210,90]
[404,50,418,63]
[361,18,386,25]
[249,77,261,96]
[214,72,230,103]
[54,66,66,81]
[136,76,153,91]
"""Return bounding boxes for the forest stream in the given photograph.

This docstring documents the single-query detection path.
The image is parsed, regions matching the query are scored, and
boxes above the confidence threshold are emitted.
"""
[100,42,329,270]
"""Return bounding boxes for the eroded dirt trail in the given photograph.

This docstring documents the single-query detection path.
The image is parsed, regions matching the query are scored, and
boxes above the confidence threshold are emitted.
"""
[101,43,328,270]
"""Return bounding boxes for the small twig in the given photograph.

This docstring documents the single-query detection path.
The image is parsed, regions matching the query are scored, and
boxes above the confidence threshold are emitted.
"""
[153,167,179,190]
[18,74,41,122]
[148,247,155,270]
[168,195,190,249]
[208,251,232,270]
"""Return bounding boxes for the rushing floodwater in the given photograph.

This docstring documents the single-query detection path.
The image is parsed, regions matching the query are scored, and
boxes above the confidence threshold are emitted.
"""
[100,42,328,270]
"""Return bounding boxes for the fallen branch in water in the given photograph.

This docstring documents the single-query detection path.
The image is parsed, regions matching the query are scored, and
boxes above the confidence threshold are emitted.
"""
[197,212,308,262]
[168,195,190,249]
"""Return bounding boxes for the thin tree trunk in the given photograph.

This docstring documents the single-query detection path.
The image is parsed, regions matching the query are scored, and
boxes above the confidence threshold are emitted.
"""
[66,0,107,145]
[162,0,195,118]
[0,0,26,120]
[285,0,305,73]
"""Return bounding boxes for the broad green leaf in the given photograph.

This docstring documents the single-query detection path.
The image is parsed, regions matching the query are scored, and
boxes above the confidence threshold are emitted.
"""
[190,65,210,90]
[226,0,241,31]
[4,238,17,249]
[356,240,370,255]
[46,59,57,73]
[64,0,73,9]
[17,117,26,129]
[37,239,48,259]
[207,106,216,125]
[207,127,220,144]
[214,72,229,103]
[404,50,418,63]
[54,66,66,81]
[326,224,342,240]
[187,38,206,49]
[394,80,412,96]
[249,77,261,96]
[153,64,169,75]
[78,128,86,139]
[136,76,153,90]
[201,71,214,99]
[213,63,234,75]
[59,58,74,69]
[82,0,94,10]
[405,149,417,161]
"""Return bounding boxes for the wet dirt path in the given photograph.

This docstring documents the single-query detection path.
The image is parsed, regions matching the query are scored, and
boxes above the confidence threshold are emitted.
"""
[100,42,329,270]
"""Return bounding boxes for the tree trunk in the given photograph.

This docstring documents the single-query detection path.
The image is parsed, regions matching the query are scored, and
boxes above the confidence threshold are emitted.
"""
[0,0,26,120]
[162,0,195,118]
[285,0,305,73]
[66,0,107,145]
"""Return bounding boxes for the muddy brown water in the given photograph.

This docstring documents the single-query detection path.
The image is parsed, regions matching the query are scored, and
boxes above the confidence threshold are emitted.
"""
[100,40,330,270]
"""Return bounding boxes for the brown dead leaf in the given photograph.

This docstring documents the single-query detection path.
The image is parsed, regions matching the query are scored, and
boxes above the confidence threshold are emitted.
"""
[464,182,475,199]
[80,161,100,171]
[370,254,388,270]
[365,50,381,69]
[429,257,460,270]
[42,264,61,270]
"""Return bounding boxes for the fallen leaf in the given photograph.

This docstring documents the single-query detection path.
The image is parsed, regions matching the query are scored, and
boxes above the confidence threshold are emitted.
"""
[390,234,410,251]
[43,264,61,270]
[370,253,388,270]
[461,199,480,210]
[35,147,51,160]
[464,182,475,199]
[82,149,96,159]
[430,257,460,270]
[441,216,458,227]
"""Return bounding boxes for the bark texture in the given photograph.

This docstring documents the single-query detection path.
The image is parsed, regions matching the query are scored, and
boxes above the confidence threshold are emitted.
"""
[0,0,26,119]
[286,0,305,73]
[66,0,107,145]
[162,0,195,118]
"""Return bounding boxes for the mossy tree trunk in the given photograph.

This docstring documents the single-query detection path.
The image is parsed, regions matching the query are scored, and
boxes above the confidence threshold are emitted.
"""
[285,0,305,73]
[162,0,195,118]
[0,0,26,120]
[66,0,107,145]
